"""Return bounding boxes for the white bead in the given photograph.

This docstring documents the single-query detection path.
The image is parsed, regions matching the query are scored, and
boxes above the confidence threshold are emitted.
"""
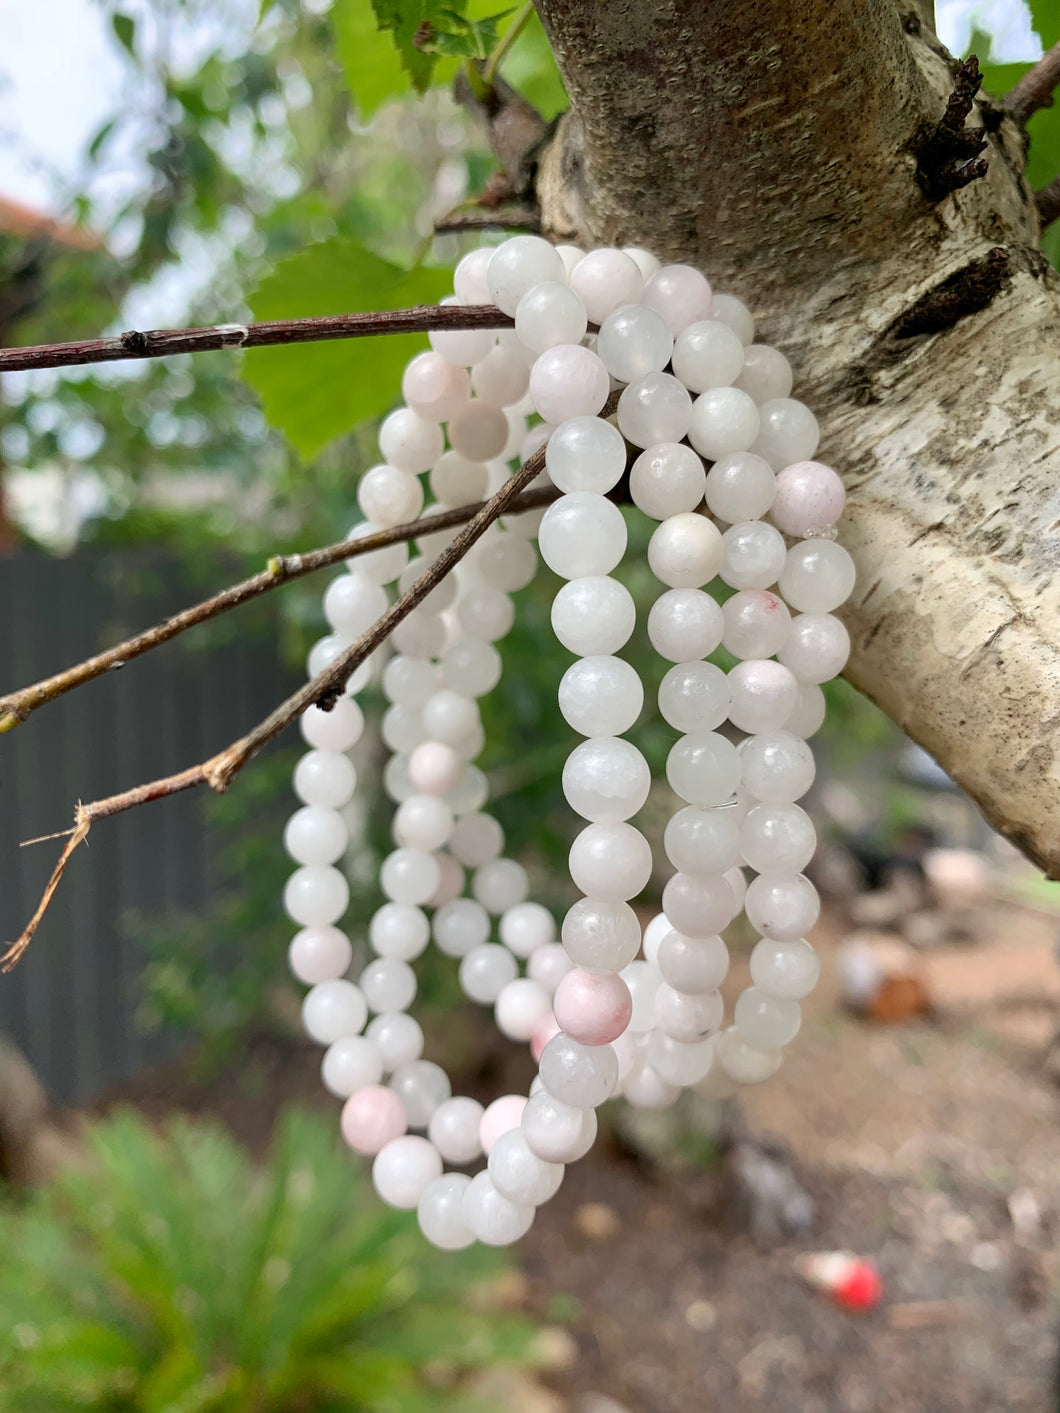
[529,344,610,423]
[641,263,712,334]
[688,387,760,459]
[704,452,776,524]
[489,1128,564,1206]
[407,741,460,798]
[672,319,745,392]
[284,806,347,866]
[382,655,436,708]
[378,408,443,474]
[647,513,723,589]
[393,794,453,853]
[372,1135,442,1210]
[302,980,368,1044]
[514,280,587,353]
[556,243,586,275]
[428,852,464,907]
[430,450,488,507]
[640,912,672,967]
[458,585,515,641]
[528,942,575,993]
[499,901,555,957]
[561,898,641,972]
[666,732,741,806]
[380,847,441,905]
[421,689,478,745]
[720,589,792,659]
[299,697,364,752]
[448,812,504,868]
[545,416,627,494]
[727,660,800,733]
[448,399,509,461]
[563,736,651,822]
[384,754,414,803]
[447,763,489,815]
[629,442,706,520]
[288,925,353,984]
[569,247,644,323]
[777,613,850,683]
[558,655,644,736]
[539,1033,619,1108]
[402,350,471,421]
[617,372,693,448]
[392,609,444,659]
[779,540,856,614]
[428,1096,485,1164]
[344,521,408,585]
[321,1034,384,1097]
[522,1091,597,1162]
[741,803,816,875]
[622,245,661,279]
[657,930,730,992]
[462,1171,534,1246]
[381,704,424,755]
[323,574,389,638]
[293,750,357,809]
[653,984,724,1042]
[710,292,755,345]
[472,857,528,913]
[621,959,662,1030]
[726,865,749,912]
[596,303,674,382]
[368,902,431,961]
[664,805,741,876]
[283,865,350,926]
[418,1173,475,1250]
[720,520,787,590]
[551,575,636,655]
[771,459,846,535]
[459,943,518,1003]
[487,235,567,315]
[662,872,736,936]
[784,682,827,738]
[538,492,627,579]
[622,1057,680,1109]
[495,977,552,1040]
[428,297,494,366]
[453,246,493,305]
[752,397,820,469]
[443,637,503,696]
[647,1030,716,1086]
[733,345,793,403]
[471,345,530,407]
[474,534,537,593]
[568,822,653,900]
[716,1026,782,1084]
[735,986,801,1048]
[366,1012,424,1070]
[360,957,417,1013]
[357,464,423,528]
[647,588,724,662]
[750,937,820,1000]
[745,873,820,940]
[433,897,490,957]
[741,730,816,803]
[390,1059,451,1127]
[658,662,731,733]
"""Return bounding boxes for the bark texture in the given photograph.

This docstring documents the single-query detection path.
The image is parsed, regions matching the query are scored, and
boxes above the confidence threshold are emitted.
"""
[533,0,1060,875]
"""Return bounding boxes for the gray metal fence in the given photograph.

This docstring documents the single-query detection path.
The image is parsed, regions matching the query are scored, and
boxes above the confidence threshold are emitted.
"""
[0,550,297,1104]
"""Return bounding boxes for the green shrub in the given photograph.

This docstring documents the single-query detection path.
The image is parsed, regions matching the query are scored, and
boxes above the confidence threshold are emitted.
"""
[0,1108,537,1413]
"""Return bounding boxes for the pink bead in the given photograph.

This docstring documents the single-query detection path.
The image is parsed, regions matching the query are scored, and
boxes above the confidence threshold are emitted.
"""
[530,1011,561,1062]
[428,852,464,906]
[288,925,353,984]
[341,1085,408,1155]
[408,741,461,796]
[479,1094,527,1155]
[569,248,644,324]
[771,461,846,536]
[401,351,470,423]
[552,969,633,1046]
[529,345,610,424]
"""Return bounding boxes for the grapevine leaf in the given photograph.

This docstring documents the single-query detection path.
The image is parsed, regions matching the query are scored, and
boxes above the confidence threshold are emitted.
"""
[242,238,451,460]
[417,9,513,60]
[367,0,470,94]
[329,0,410,117]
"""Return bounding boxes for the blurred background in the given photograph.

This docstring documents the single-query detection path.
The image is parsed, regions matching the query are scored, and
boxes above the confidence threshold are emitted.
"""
[1,1,1060,1410]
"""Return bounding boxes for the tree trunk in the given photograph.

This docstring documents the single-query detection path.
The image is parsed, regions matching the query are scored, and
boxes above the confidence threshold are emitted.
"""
[531,0,1060,876]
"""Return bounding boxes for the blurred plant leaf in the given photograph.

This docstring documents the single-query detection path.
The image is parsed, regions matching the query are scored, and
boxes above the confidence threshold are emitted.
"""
[367,0,470,93]
[417,8,512,60]
[111,10,136,54]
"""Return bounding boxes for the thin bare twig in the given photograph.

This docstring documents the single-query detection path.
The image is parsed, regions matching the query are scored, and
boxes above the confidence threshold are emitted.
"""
[0,486,559,733]
[1004,39,1060,127]
[1037,174,1060,230]
[0,303,513,374]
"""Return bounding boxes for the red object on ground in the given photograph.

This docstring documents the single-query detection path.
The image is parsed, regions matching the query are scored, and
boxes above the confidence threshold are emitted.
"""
[794,1250,883,1313]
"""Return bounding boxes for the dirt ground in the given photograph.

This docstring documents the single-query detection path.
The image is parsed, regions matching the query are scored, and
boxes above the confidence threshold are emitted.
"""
[104,899,1060,1413]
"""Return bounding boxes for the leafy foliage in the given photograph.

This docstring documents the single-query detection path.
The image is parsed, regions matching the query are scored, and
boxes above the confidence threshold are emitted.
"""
[0,1108,537,1413]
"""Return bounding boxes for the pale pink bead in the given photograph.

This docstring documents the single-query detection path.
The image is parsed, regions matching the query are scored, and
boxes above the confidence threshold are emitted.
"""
[530,1012,561,1062]
[288,925,353,984]
[569,248,644,324]
[428,852,465,907]
[401,351,470,423]
[529,345,610,424]
[479,1094,527,1155]
[341,1085,408,1155]
[553,969,633,1046]
[771,461,846,536]
[408,741,461,796]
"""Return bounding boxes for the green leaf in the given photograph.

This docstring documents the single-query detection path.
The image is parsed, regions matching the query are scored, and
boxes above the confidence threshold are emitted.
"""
[330,0,411,117]
[368,0,469,93]
[417,8,512,60]
[243,238,452,459]
[111,12,136,54]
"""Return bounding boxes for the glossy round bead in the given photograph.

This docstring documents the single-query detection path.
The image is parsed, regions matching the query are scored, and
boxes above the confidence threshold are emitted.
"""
[688,387,761,459]
[672,319,745,392]
[447,763,489,815]
[561,897,641,972]
[563,736,650,823]
[551,576,637,655]
[622,245,661,279]
[428,297,494,366]
[293,751,357,809]
[720,520,787,590]
[658,662,731,733]
[784,683,827,738]
[453,246,493,304]
[443,638,503,698]
[711,292,755,345]
[720,589,792,659]
[428,1096,485,1164]
[515,280,587,353]
[741,730,815,803]
[288,925,353,985]
[771,460,846,535]
[647,588,724,662]
[472,857,528,913]
[369,902,431,961]
[381,704,424,756]
[459,943,518,1004]
[462,1171,535,1246]
[715,1027,782,1084]
[302,980,368,1044]
[448,400,509,462]
[284,806,347,866]
[569,247,644,322]
[617,372,693,448]
[621,959,662,1031]
[418,1173,475,1250]
[402,350,471,421]
[647,1030,717,1086]
[487,235,567,315]
[378,408,443,475]
[752,398,820,470]
[538,492,628,579]
[734,986,802,1048]
[745,873,820,940]
[629,444,706,522]
[383,655,436,708]
[741,803,816,875]
[357,464,423,529]
[654,983,724,1042]
[555,243,585,275]
[726,865,748,912]
[664,805,741,876]
[558,655,644,737]
[474,534,537,594]
[777,614,850,683]
[545,416,627,495]
[553,968,632,1046]
[704,452,776,524]
[596,303,674,382]
[494,977,552,1041]
[733,344,793,404]
[457,585,515,641]
[539,1032,619,1108]
[662,872,737,937]
[390,1059,451,1128]
[489,1129,564,1206]
[568,822,653,901]
[779,540,856,614]
[284,866,350,927]
[429,854,465,907]
[341,1086,408,1155]
[479,1094,528,1155]
[522,1090,597,1163]
[322,1034,384,1098]
[528,942,575,993]
[393,795,454,854]
[623,1057,680,1109]
[373,1134,443,1210]
[344,521,408,586]
[407,741,461,797]
[642,263,712,334]
[657,930,730,992]
[323,573,389,638]
[360,958,416,1013]
[430,450,488,507]
[471,346,530,407]
[391,609,443,659]
[529,344,610,423]
[299,697,365,753]
[420,689,477,746]
[366,1012,424,1070]
[446,813,502,870]
[750,936,820,1000]
[647,513,724,589]
[498,900,555,958]
[727,660,800,733]
[666,732,741,806]
[380,848,441,906]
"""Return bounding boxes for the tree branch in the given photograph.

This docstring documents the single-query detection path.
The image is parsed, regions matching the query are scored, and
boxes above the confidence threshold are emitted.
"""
[1038,175,1060,230]
[0,487,559,734]
[1004,39,1060,127]
[0,304,514,374]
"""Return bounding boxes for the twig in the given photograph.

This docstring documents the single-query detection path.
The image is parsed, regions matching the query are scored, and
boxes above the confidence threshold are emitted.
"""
[1037,174,1060,230]
[1004,40,1060,127]
[0,486,559,733]
[0,304,513,374]
[482,0,536,88]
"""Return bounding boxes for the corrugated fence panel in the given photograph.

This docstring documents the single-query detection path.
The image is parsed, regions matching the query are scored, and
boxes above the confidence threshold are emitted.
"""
[0,550,298,1104]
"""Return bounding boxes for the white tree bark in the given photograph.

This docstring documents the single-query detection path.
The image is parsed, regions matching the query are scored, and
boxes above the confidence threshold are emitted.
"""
[532,0,1060,874]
